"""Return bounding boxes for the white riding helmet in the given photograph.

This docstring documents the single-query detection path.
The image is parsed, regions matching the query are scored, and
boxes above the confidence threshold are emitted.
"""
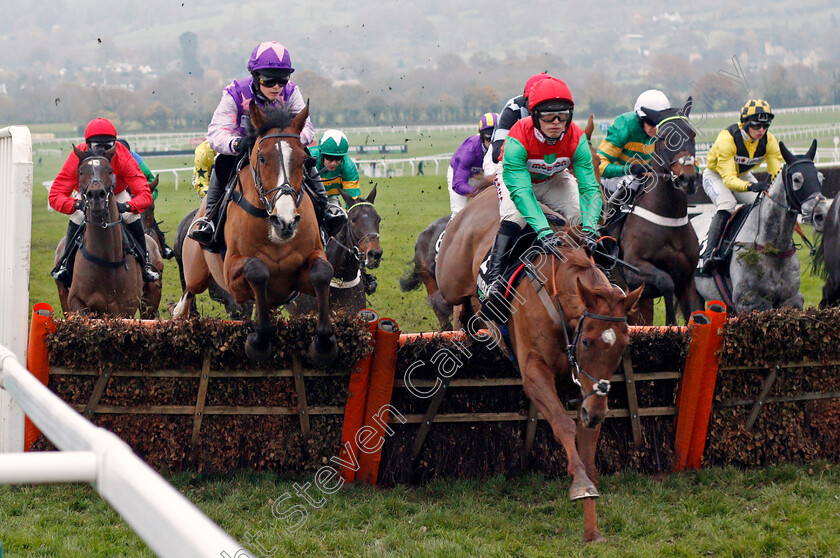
[634,90,670,119]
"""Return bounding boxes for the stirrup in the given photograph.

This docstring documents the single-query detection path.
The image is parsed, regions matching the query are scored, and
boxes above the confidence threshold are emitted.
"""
[188,216,215,244]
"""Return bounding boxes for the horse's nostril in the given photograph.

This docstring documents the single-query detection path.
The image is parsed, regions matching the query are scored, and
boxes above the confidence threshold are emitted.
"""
[293,214,301,224]
[369,250,383,260]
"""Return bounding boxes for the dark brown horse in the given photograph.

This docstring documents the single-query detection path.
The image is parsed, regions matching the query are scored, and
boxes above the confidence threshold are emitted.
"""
[287,185,382,317]
[54,148,163,318]
[140,175,175,261]
[604,98,701,325]
[436,187,642,542]
[172,104,337,363]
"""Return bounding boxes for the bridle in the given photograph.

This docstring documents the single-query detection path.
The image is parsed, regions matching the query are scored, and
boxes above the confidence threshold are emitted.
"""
[249,132,304,211]
[531,249,628,404]
[79,155,121,229]
[329,201,381,267]
[652,115,696,190]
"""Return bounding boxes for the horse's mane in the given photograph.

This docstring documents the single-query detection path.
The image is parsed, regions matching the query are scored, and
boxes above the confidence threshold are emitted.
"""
[242,107,294,154]
[467,176,495,199]
[810,233,828,280]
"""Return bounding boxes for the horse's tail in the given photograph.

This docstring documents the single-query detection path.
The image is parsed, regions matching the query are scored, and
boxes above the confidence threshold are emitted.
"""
[399,259,423,292]
[809,233,828,279]
[467,176,495,199]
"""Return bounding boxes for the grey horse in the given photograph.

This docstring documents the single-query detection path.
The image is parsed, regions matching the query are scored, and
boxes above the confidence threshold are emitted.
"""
[692,140,826,313]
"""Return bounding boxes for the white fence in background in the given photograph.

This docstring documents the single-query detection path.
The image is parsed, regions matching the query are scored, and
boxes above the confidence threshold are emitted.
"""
[0,346,246,558]
[0,126,32,454]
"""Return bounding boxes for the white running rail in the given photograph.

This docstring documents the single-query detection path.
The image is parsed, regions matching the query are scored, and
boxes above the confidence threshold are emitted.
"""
[0,346,245,558]
[0,126,32,454]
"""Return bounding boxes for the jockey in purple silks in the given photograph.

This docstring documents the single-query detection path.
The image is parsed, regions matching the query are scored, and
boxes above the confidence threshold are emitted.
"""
[447,112,498,216]
[189,41,346,251]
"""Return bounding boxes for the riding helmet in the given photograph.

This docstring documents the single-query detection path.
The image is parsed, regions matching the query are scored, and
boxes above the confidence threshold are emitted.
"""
[84,118,117,142]
[740,99,774,124]
[478,113,498,134]
[319,130,350,157]
[634,90,670,121]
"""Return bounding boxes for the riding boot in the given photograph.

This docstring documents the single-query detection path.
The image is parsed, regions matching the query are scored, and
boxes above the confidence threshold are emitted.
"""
[361,270,378,295]
[151,219,175,259]
[189,168,225,247]
[126,219,161,282]
[51,221,83,286]
[307,167,348,238]
[699,210,731,274]
[481,221,522,323]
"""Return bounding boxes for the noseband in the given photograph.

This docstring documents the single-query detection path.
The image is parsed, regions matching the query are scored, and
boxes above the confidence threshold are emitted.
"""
[250,132,304,211]
[79,156,121,229]
[533,251,628,404]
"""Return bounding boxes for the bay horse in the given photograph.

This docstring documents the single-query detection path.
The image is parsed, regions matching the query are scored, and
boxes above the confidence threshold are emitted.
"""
[172,104,337,364]
[54,147,163,318]
[436,187,643,542]
[694,140,825,313]
[172,208,254,319]
[603,98,702,325]
[287,185,383,317]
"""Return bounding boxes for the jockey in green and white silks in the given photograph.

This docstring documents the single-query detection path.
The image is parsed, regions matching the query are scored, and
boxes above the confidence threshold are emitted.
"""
[597,89,670,213]
[309,129,361,207]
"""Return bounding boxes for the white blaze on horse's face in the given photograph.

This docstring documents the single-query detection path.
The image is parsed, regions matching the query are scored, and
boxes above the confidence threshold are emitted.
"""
[272,140,297,225]
[600,328,617,346]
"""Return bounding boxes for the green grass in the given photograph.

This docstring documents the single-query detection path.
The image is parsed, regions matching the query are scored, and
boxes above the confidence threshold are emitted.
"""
[1,464,839,557]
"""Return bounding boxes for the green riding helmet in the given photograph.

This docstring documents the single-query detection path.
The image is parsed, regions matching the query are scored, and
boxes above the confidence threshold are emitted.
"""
[319,129,350,157]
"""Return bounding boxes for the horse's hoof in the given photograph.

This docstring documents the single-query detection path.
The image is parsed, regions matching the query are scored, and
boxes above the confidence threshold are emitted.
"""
[585,533,607,544]
[570,480,600,501]
[245,333,271,362]
[309,334,338,366]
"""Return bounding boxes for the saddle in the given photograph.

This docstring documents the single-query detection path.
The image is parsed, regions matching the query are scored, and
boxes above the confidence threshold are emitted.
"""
[476,214,567,303]
[695,205,753,277]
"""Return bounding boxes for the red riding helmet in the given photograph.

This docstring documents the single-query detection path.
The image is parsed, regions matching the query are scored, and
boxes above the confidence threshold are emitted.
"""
[84,118,117,142]
[528,78,574,112]
[523,73,550,99]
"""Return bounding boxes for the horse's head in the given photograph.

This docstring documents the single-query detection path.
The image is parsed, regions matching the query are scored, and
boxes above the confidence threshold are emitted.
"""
[338,184,383,269]
[571,277,643,428]
[779,140,826,226]
[247,103,309,242]
[74,145,116,221]
[644,98,697,195]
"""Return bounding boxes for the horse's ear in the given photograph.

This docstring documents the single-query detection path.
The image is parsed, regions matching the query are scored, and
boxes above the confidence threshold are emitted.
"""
[150,175,159,193]
[249,101,266,130]
[292,102,310,135]
[806,139,818,161]
[681,96,693,117]
[622,285,645,317]
[576,277,599,310]
[779,141,794,165]
[73,145,87,161]
[366,183,377,204]
[337,185,354,207]
[103,144,117,161]
[584,114,594,140]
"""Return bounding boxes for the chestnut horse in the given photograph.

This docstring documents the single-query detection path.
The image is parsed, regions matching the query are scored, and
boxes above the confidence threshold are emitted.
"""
[54,147,163,318]
[172,104,337,363]
[436,187,642,542]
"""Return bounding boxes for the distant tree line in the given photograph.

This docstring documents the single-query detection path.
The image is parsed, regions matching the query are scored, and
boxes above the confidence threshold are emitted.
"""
[1,48,838,133]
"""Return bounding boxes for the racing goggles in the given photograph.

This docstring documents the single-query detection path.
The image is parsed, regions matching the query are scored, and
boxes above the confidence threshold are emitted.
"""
[536,110,571,124]
[257,74,289,88]
[747,121,770,130]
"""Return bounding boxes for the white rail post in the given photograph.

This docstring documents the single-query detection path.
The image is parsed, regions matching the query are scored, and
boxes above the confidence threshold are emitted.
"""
[0,126,33,454]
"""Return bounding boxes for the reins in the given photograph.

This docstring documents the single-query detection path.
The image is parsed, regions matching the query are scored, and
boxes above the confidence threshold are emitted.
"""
[531,249,628,404]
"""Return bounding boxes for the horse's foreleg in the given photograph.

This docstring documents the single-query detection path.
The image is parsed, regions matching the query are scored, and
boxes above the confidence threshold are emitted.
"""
[576,420,605,542]
[678,282,703,325]
[171,290,196,319]
[520,358,596,501]
[305,254,337,365]
[242,257,272,362]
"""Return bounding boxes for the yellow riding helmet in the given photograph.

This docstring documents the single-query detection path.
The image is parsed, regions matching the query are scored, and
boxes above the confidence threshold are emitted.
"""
[740,99,774,124]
